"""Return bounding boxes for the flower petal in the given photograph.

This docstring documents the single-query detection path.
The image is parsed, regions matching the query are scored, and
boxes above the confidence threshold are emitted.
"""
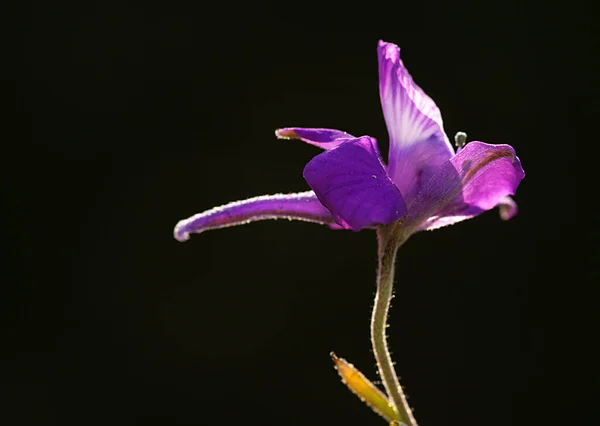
[404,142,524,233]
[303,136,407,231]
[275,127,355,149]
[419,195,518,231]
[174,191,337,241]
[378,41,455,203]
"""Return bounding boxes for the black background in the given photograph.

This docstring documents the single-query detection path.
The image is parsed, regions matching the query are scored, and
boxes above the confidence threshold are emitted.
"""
[5,2,595,425]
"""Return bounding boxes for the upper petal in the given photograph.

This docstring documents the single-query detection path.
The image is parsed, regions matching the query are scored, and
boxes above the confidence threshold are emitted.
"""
[404,142,525,233]
[275,127,355,149]
[378,41,455,203]
[303,136,407,231]
[174,191,338,241]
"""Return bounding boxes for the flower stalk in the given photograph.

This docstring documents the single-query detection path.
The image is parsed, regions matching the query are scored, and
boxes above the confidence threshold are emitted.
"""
[173,40,525,426]
[371,221,416,426]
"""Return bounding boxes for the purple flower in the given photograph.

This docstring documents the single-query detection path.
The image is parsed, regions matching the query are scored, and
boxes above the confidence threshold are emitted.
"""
[174,41,524,242]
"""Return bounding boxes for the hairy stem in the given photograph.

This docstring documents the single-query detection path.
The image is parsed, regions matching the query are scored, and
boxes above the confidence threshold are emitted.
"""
[371,223,416,426]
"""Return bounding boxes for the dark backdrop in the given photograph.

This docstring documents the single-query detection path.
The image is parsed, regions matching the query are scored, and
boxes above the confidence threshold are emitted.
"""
[5,2,594,425]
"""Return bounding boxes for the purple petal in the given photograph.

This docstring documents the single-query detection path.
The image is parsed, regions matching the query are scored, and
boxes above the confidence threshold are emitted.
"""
[378,41,455,203]
[404,142,525,232]
[275,127,354,149]
[303,136,407,231]
[174,191,338,241]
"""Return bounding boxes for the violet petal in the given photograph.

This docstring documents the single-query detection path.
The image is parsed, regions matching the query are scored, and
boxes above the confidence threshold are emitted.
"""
[303,136,407,231]
[174,191,337,241]
[378,41,455,203]
[405,142,525,232]
[275,127,354,149]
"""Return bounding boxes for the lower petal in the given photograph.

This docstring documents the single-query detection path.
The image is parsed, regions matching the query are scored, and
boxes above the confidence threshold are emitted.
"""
[174,191,338,241]
[275,127,354,149]
[303,137,407,231]
[420,196,519,231]
[405,142,525,233]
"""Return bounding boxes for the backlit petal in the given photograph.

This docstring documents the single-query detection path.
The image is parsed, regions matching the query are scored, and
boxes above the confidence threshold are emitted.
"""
[275,127,355,149]
[378,41,454,203]
[404,142,524,233]
[303,137,407,231]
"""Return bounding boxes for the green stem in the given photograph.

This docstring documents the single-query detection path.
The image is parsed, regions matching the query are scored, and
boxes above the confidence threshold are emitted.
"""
[371,222,416,426]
